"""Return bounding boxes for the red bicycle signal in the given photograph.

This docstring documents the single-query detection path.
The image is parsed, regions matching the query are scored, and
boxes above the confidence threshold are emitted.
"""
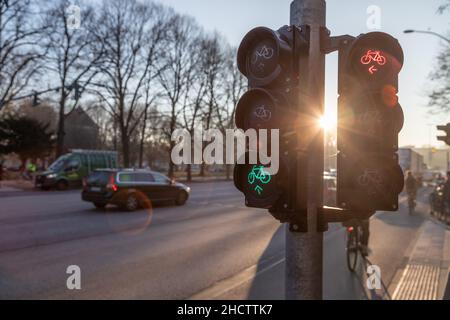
[360,50,387,66]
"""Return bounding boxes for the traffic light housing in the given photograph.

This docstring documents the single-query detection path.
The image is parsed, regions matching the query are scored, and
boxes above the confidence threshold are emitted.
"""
[437,124,450,146]
[234,25,309,218]
[337,32,405,212]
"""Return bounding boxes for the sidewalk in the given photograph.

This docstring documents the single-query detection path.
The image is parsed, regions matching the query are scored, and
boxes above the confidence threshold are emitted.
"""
[389,219,450,300]
[0,185,23,192]
[0,180,35,192]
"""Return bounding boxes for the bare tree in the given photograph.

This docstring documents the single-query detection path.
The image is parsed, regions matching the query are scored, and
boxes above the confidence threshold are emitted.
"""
[438,0,450,13]
[181,40,208,181]
[199,33,228,176]
[93,0,170,167]
[42,0,105,157]
[428,4,450,113]
[216,46,246,179]
[157,14,203,178]
[428,43,450,113]
[137,82,160,168]
[0,0,46,109]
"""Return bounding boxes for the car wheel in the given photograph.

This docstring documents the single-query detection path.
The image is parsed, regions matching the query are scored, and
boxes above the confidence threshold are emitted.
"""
[56,180,68,191]
[94,202,106,209]
[125,194,140,211]
[175,191,188,206]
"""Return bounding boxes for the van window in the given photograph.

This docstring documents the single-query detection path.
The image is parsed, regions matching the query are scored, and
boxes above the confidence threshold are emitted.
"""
[97,155,107,168]
[48,155,70,172]
[65,156,80,171]
[79,154,88,167]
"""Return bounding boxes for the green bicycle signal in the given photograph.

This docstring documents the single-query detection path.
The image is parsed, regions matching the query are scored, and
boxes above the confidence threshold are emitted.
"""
[248,165,272,195]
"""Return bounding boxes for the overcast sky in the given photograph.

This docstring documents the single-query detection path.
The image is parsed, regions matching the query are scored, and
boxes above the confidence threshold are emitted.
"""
[158,0,450,148]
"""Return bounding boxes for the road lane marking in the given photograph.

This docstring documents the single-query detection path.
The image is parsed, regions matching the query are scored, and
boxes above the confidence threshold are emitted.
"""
[189,254,285,300]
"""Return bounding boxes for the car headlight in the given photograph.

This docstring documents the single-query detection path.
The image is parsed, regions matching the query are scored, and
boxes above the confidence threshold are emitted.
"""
[47,174,57,179]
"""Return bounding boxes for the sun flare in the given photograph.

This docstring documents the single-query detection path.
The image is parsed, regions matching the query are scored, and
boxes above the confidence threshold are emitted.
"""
[319,114,337,132]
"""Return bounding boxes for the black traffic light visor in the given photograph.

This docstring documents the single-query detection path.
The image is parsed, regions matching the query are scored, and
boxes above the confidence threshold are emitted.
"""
[237,27,290,87]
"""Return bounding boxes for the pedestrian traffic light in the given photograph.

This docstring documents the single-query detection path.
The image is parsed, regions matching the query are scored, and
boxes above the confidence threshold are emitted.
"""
[337,32,405,212]
[437,124,450,146]
[234,25,309,218]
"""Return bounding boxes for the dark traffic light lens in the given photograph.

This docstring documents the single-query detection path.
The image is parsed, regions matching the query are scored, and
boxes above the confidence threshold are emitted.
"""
[353,156,404,198]
[248,39,278,79]
[339,154,404,210]
[247,95,275,130]
[236,89,287,131]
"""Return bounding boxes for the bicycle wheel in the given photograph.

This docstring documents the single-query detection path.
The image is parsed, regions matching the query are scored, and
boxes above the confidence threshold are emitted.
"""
[361,55,372,65]
[377,55,387,66]
[248,173,256,185]
[259,172,271,184]
[346,228,359,273]
[408,198,414,215]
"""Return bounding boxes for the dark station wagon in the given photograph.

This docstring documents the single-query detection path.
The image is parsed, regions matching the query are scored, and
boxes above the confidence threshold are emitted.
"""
[82,169,191,211]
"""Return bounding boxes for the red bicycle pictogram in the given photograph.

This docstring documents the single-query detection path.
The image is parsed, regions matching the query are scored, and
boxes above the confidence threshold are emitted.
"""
[360,50,387,66]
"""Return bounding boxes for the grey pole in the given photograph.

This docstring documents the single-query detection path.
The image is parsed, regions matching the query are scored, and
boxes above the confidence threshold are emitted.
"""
[286,0,326,300]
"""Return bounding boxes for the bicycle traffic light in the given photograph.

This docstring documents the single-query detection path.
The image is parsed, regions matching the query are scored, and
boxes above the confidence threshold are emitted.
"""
[337,32,405,212]
[234,26,309,217]
[437,124,450,146]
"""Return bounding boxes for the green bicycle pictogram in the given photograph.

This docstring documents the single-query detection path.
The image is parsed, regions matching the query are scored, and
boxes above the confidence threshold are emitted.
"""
[247,165,272,195]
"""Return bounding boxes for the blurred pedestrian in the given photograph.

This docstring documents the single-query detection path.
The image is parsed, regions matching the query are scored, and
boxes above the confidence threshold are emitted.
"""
[22,161,37,181]
[405,171,418,200]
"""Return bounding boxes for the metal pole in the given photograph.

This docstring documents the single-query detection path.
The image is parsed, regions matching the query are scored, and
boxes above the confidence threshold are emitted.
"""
[286,0,326,300]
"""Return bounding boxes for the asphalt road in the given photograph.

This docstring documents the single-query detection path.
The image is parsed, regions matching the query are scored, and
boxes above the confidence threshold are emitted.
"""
[0,181,429,299]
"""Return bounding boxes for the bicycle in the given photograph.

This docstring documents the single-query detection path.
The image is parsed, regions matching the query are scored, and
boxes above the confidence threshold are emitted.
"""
[346,222,364,273]
[407,191,416,215]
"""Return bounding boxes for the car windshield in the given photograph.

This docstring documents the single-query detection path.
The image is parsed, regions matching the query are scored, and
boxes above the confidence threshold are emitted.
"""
[48,155,69,172]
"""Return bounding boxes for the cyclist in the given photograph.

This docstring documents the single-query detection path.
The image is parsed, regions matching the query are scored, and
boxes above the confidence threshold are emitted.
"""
[442,172,450,217]
[344,218,370,257]
[405,171,418,208]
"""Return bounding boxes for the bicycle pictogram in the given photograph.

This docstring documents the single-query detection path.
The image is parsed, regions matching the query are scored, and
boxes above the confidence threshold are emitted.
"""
[358,169,382,195]
[360,50,387,66]
[251,45,275,65]
[254,105,272,122]
[248,165,271,185]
